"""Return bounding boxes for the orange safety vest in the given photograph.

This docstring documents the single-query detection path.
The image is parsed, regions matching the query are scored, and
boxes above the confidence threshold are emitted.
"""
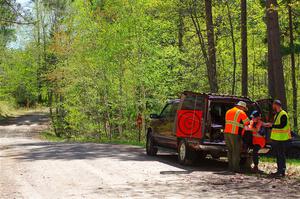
[249,120,266,148]
[224,107,250,135]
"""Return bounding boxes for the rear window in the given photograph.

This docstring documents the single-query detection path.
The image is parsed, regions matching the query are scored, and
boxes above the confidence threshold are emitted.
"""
[210,100,258,125]
[181,95,204,110]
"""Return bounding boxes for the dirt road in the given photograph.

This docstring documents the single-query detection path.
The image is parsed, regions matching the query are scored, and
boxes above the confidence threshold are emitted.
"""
[1,112,300,199]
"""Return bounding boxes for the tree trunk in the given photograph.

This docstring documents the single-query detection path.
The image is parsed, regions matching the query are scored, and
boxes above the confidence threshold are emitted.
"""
[189,4,210,80]
[288,1,298,131]
[266,0,287,109]
[241,0,248,96]
[178,0,184,52]
[118,64,125,137]
[35,0,42,103]
[204,0,218,93]
[226,2,237,95]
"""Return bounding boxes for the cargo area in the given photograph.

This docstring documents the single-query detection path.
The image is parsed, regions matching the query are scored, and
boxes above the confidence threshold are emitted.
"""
[203,100,258,144]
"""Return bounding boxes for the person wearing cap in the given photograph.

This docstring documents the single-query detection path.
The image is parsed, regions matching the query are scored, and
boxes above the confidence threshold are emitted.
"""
[224,101,250,173]
[265,100,291,177]
[248,110,266,173]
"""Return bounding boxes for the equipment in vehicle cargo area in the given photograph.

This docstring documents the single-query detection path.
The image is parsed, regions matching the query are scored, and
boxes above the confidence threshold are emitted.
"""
[146,91,273,166]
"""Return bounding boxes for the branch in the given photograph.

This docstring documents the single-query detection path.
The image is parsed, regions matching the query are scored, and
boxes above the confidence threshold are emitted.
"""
[0,18,36,25]
[3,0,35,24]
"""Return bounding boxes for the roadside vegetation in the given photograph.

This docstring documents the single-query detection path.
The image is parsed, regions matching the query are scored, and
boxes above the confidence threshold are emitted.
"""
[0,101,14,119]
[40,130,145,147]
[261,156,300,166]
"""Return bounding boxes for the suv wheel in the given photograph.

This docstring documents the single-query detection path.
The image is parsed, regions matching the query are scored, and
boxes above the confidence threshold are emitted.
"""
[178,140,192,165]
[146,133,157,156]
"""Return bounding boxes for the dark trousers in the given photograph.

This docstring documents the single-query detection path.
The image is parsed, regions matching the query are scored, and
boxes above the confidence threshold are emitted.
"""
[252,145,261,166]
[272,141,287,174]
[225,133,242,172]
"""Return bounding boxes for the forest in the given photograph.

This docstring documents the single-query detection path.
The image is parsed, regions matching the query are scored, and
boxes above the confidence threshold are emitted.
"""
[0,0,299,142]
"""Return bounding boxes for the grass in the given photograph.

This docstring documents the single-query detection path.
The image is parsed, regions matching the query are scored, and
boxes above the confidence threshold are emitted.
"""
[0,101,14,119]
[0,100,48,120]
[261,156,300,166]
[40,130,145,147]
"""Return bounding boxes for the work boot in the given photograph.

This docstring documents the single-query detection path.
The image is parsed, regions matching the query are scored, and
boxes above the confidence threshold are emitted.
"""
[252,165,259,173]
[270,171,285,178]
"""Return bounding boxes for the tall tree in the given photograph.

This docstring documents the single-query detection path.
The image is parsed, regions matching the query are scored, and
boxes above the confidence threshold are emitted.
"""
[225,2,237,95]
[288,0,297,131]
[178,0,184,52]
[266,0,287,108]
[34,0,43,103]
[0,0,19,47]
[205,0,218,93]
[241,0,248,96]
[189,1,210,89]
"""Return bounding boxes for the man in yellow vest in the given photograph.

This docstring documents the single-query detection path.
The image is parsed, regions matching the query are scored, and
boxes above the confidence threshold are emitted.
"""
[266,100,291,178]
[224,101,250,173]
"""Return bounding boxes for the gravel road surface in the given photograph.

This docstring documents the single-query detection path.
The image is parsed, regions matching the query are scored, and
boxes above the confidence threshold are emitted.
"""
[1,112,300,199]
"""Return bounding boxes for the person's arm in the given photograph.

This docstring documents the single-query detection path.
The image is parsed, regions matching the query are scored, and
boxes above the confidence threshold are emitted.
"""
[251,122,261,132]
[272,115,287,129]
[241,112,250,126]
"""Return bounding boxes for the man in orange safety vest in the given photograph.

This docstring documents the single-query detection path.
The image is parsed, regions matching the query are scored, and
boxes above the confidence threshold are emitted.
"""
[224,101,250,173]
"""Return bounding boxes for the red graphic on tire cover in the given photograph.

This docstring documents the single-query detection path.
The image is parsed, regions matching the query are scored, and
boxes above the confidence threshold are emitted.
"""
[176,110,203,138]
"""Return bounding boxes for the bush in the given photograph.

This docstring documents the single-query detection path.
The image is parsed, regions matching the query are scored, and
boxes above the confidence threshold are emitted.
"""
[0,101,14,118]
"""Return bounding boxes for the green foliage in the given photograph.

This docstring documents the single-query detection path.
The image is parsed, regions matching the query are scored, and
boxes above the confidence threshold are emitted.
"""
[0,0,18,46]
[261,156,300,166]
[0,47,39,107]
[0,101,14,118]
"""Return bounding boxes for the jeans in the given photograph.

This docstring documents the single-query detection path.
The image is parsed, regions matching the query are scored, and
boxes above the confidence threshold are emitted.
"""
[252,145,261,166]
[272,141,287,174]
[225,133,242,172]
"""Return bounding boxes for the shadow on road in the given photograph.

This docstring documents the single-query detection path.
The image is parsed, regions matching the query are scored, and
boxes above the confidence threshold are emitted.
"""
[1,112,227,173]
[6,141,228,173]
[0,112,49,126]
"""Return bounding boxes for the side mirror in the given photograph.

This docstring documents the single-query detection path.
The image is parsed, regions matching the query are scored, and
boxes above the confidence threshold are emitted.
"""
[150,114,159,119]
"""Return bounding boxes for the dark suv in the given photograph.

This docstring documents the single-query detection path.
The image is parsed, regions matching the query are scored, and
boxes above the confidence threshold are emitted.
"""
[146,91,272,165]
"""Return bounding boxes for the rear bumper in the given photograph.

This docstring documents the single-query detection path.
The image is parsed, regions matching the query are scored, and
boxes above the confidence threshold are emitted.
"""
[186,140,271,155]
[187,140,227,157]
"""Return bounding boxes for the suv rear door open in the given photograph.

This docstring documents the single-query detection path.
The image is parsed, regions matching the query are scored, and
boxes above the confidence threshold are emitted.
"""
[176,93,206,140]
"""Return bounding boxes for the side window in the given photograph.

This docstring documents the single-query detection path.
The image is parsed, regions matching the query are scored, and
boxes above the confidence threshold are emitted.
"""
[170,103,179,118]
[160,104,172,118]
[160,103,179,119]
[181,95,204,110]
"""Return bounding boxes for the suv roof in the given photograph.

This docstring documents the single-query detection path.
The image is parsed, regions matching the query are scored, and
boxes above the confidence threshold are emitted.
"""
[182,91,253,102]
[167,99,181,104]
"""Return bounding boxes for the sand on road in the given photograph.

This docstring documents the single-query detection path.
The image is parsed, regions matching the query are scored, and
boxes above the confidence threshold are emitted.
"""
[1,112,300,199]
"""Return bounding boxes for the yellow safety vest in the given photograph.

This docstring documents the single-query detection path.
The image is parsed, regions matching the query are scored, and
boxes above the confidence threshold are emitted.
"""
[271,110,291,141]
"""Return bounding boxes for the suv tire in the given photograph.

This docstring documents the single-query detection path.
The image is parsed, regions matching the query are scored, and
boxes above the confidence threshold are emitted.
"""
[178,140,193,165]
[146,133,158,156]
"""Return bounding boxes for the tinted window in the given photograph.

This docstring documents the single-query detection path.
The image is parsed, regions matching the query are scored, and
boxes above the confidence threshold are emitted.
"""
[181,96,204,110]
[210,101,256,125]
[170,103,179,118]
[160,103,179,119]
[210,103,235,125]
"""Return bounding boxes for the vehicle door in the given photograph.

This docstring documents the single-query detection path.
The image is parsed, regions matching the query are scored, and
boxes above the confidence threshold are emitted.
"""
[177,94,205,140]
[155,102,179,148]
[256,99,274,122]
[256,99,274,141]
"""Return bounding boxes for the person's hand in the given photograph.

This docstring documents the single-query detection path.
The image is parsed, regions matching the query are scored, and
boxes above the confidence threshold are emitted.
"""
[264,122,272,128]
[244,126,251,131]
